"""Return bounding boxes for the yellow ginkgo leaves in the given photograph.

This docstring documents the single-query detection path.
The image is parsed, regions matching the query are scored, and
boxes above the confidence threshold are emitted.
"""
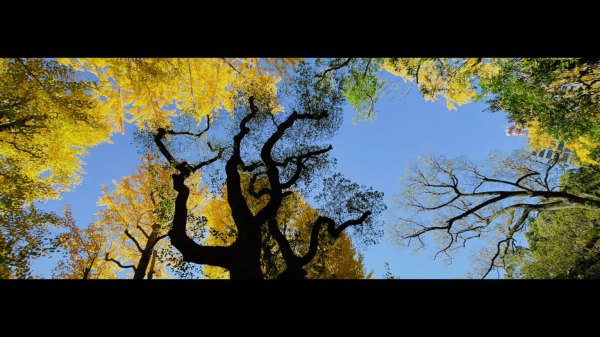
[58,58,301,133]
[0,58,113,213]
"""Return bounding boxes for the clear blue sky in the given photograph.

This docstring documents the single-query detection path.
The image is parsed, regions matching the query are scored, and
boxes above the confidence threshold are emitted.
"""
[32,60,526,278]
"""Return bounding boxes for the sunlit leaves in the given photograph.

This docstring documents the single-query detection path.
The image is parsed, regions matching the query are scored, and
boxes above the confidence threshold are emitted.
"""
[481,58,600,165]
[0,58,112,213]
[94,151,207,278]
[52,206,118,279]
[58,58,301,132]
[506,207,600,279]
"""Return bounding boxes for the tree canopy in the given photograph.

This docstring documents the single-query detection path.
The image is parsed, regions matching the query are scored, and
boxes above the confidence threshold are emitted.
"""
[0,58,115,277]
[504,207,600,279]
[322,58,600,164]
[480,58,600,165]
[58,58,301,131]
[502,166,600,278]
[0,58,112,212]
[6,57,600,279]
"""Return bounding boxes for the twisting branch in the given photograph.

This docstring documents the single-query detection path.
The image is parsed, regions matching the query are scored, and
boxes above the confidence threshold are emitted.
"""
[273,145,333,167]
[316,58,353,81]
[124,229,144,254]
[221,58,249,84]
[247,172,271,199]
[137,224,150,239]
[299,211,372,266]
[267,217,297,266]
[165,115,210,138]
[153,128,178,168]
[105,253,136,270]
[242,161,264,172]
[154,126,223,174]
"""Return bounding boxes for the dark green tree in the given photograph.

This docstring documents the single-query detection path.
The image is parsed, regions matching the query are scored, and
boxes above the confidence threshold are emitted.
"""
[504,207,600,279]
[480,58,600,145]
[503,166,600,279]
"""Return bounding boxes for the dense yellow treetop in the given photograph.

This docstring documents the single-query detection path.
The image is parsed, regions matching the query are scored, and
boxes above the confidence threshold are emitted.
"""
[52,205,119,279]
[58,58,301,132]
[0,58,113,212]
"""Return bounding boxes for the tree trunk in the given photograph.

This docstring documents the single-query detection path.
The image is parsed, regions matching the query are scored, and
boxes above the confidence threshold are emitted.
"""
[227,226,264,279]
[133,226,161,280]
[276,265,307,279]
[147,249,157,279]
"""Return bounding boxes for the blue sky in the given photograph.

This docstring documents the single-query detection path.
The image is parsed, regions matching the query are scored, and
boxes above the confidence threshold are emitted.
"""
[32,60,527,278]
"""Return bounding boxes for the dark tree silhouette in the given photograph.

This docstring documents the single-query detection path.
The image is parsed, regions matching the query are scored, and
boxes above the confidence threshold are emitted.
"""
[151,62,386,279]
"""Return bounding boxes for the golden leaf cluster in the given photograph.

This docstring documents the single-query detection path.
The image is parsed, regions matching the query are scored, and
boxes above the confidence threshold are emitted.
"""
[526,119,599,165]
[0,58,113,213]
[52,205,119,279]
[57,58,302,132]
[94,152,207,278]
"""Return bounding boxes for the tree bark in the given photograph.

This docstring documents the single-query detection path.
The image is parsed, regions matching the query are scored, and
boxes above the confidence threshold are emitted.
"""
[133,225,162,280]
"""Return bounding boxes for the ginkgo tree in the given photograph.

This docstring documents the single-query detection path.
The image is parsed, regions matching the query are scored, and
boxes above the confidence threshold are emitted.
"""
[51,206,118,279]
[1,57,300,278]
[0,204,62,278]
[0,58,114,278]
[150,61,386,279]
[50,151,209,280]
[0,58,112,212]
[94,151,207,279]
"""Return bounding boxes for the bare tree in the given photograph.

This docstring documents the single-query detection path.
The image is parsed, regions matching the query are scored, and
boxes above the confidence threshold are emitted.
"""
[387,150,600,278]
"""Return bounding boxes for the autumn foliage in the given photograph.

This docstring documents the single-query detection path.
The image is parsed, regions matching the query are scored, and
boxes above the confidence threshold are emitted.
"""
[0,58,112,212]
[57,58,301,131]
[95,152,206,279]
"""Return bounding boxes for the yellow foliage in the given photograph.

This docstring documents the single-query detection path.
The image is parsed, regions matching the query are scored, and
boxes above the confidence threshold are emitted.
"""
[94,151,207,278]
[564,136,600,165]
[57,58,302,132]
[52,205,120,279]
[0,58,113,213]
[525,119,556,151]
[526,118,600,165]
[382,58,501,110]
